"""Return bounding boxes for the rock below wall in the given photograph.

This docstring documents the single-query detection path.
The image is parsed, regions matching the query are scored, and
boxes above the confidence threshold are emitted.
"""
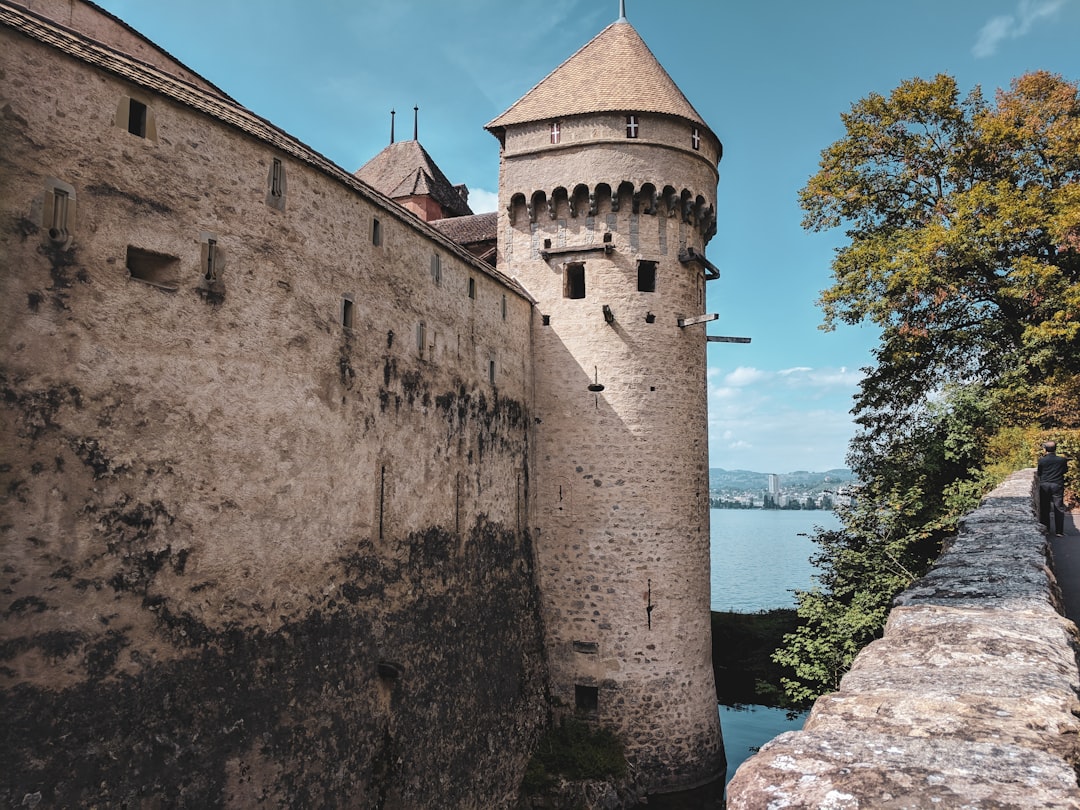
[727,470,1080,809]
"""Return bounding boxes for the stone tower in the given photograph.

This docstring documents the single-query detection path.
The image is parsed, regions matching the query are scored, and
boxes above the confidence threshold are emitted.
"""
[486,14,725,795]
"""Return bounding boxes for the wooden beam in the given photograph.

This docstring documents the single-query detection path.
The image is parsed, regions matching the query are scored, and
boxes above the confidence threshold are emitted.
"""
[677,313,718,328]
[707,335,751,344]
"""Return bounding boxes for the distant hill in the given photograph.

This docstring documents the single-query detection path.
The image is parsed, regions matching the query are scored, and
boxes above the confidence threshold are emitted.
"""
[709,468,856,494]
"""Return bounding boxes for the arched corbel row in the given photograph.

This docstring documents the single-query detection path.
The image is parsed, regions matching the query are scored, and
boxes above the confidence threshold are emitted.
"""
[507,182,715,233]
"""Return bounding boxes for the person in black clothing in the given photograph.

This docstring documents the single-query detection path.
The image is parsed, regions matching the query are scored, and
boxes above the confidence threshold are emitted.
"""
[1037,441,1070,537]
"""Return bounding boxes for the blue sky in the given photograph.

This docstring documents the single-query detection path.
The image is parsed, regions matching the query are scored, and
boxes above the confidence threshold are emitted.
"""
[95,0,1079,472]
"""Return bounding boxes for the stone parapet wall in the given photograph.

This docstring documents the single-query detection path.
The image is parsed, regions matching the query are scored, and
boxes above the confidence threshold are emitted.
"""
[727,470,1080,808]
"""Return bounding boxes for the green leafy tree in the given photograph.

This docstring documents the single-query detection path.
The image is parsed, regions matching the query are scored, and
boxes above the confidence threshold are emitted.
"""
[777,71,1080,703]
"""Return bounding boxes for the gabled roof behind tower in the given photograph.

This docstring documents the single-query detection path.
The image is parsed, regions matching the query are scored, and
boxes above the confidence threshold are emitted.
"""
[355,140,472,219]
[485,19,710,136]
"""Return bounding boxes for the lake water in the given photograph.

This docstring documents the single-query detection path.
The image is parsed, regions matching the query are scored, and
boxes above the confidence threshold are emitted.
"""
[711,508,840,612]
[710,508,842,785]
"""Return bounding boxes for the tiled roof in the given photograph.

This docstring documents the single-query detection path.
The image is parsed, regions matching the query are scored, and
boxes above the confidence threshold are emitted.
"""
[486,20,710,135]
[0,1,528,297]
[355,140,472,218]
[431,212,496,245]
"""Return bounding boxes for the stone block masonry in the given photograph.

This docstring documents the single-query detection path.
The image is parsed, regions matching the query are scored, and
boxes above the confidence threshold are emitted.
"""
[727,470,1080,808]
[0,7,546,807]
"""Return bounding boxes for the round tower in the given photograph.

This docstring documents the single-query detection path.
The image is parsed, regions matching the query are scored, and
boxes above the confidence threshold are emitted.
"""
[486,16,725,795]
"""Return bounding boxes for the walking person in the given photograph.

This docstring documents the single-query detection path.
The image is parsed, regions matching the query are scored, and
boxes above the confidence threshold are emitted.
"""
[1037,441,1071,537]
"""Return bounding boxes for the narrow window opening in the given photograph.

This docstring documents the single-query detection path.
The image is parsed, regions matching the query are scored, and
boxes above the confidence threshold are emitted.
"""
[342,296,355,329]
[48,188,69,242]
[271,159,283,197]
[126,246,179,290]
[550,121,561,144]
[128,99,148,137]
[626,114,639,139]
[575,685,599,713]
[416,321,426,358]
[431,254,442,285]
[564,263,585,299]
[542,314,551,326]
[501,294,507,320]
[468,277,476,299]
[372,217,382,246]
[691,127,701,151]
[205,238,218,281]
[488,358,496,384]
[637,260,657,292]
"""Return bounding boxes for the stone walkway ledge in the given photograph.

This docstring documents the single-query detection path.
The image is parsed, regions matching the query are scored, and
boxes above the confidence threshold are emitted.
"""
[726,470,1080,809]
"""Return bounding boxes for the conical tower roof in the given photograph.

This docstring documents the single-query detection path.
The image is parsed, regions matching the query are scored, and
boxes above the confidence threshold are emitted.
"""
[485,20,710,136]
[355,140,472,218]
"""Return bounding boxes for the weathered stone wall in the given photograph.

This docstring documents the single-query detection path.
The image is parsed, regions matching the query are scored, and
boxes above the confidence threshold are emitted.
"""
[1,9,546,808]
[727,470,1080,808]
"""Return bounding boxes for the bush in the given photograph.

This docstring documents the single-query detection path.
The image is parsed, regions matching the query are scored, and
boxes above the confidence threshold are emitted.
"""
[520,717,626,795]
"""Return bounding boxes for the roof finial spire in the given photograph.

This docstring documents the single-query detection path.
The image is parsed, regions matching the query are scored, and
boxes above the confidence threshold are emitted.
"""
[618,0,627,21]
[413,105,419,141]
[390,108,395,144]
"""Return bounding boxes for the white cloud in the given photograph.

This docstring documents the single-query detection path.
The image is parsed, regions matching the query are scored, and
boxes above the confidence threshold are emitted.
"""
[723,366,769,387]
[973,0,1066,57]
[468,188,499,214]
[706,364,862,471]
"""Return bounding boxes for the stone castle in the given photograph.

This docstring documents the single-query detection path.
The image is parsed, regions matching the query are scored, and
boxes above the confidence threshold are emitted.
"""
[0,1,725,805]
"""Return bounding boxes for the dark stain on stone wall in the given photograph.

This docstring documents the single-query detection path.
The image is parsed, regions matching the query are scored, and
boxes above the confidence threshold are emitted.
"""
[1,517,547,808]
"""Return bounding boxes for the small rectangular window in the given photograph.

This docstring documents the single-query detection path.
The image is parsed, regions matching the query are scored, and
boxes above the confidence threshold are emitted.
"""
[575,685,598,713]
[417,321,426,358]
[431,254,441,285]
[342,296,355,329]
[128,99,148,137]
[625,114,639,139]
[565,263,585,299]
[691,127,701,151]
[372,217,382,246]
[488,358,496,384]
[550,121,561,144]
[637,260,657,292]
[501,294,507,320]
[468,277,476,299]
[126,246,179,290]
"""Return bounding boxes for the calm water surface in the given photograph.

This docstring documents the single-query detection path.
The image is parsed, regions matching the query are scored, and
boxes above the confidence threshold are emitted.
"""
[709,508,842,784]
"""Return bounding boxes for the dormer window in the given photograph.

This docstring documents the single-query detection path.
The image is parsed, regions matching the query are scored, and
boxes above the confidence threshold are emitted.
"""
[692,127,701,151]
[550,121,561,144]
[626,115,639,139]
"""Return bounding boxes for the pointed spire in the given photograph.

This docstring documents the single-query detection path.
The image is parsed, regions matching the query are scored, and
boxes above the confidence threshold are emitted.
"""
[618,0,627,22]
[390,108,395,144]
[413,105,419,141]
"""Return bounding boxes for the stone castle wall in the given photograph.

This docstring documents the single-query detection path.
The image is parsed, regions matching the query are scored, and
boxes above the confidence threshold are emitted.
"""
[499,126,724,791]
[727,470,1080,808]
[0,12,547,808]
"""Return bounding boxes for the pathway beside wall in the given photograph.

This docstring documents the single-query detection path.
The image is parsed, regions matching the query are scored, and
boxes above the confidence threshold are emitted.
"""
[727,470,1080,809]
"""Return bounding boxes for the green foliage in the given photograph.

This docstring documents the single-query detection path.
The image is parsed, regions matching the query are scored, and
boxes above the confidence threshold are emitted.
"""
[520,717,626,796]
[775,70,1080,705]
